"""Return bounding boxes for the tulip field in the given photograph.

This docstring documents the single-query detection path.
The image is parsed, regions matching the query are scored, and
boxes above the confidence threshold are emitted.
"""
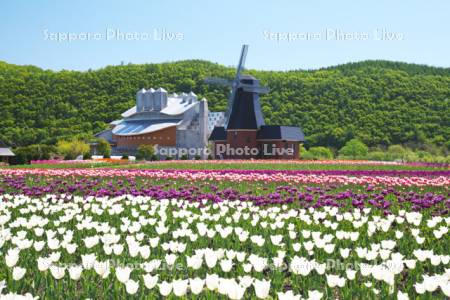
[0,161,449,299]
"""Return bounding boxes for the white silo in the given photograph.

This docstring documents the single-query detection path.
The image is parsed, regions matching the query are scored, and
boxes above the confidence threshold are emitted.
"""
[153,87,167,111]
[144,88,155,111]
[136,88,146,112]
[188,91,197,104]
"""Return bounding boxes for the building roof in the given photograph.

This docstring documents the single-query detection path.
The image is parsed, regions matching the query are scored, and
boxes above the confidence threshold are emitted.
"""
[209,127,226,141]
[121,96,198,118]
[94,129,114,143]
[0,148,15,156]
[257,125,305,142]
[112,119,182,136]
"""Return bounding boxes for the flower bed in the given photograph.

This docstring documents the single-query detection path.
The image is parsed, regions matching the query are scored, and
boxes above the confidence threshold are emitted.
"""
[0,195,448,299]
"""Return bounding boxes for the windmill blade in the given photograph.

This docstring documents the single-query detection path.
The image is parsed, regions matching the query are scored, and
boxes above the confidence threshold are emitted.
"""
[234,44,248,82]
[225,44,249,129]
[204,77,232,86]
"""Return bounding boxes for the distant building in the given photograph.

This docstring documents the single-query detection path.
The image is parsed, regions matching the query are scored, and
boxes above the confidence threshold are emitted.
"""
[0,141,15,164]
[208,45,304,159]
[209,75,304,159]
[95,88,225,158]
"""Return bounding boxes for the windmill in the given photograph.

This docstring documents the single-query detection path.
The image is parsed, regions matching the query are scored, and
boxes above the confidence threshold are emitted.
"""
[204,45,268,129]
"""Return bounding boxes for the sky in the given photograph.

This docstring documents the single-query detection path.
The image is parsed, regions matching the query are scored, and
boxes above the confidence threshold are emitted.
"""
[0,0,449,71]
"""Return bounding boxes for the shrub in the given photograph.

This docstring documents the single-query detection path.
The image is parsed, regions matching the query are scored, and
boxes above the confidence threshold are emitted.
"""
[57,140,90,160]
[136,145,156,161]
[307,147,334,160]
[366,151,387,161]
[10,144,57,165]
[180,154,189,160]
[96,138,111,158]
[338,139,368,159]
[386,145,407,161]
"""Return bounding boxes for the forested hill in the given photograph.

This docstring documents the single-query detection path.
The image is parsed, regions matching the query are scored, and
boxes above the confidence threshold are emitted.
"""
[0,59,449,150]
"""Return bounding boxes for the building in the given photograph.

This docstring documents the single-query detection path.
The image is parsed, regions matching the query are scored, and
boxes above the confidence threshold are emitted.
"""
[0,141,15,164]
[95,88,225,158]
[208,45,304,159]
[209,75,304,159]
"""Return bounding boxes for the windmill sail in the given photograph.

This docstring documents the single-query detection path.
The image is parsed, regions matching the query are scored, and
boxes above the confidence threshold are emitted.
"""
[225,44,248,128]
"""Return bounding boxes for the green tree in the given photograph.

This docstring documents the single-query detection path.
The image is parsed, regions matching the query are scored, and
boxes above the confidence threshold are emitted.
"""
[57,140,90,160]
[307,147,334,159]
[338,139,368,159]
[136,144,156,161]
[96,138,111,158]
[386,145,407,161]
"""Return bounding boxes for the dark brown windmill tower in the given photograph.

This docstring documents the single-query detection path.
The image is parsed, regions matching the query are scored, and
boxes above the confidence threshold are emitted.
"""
[208,45,304,159]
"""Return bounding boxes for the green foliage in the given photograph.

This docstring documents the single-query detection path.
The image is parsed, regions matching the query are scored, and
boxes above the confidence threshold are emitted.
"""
[96,138,111,158]
[386,145,407,161]
[56,140,90,160]
[10,144,56,165]
[136,145,156,161]
[338,139,369,159]
[366,151,387,161]
[308,147,334,159]
[0,60,449,150]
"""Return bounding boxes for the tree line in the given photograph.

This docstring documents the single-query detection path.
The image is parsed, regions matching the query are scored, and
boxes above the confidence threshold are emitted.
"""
[0,59,449,153]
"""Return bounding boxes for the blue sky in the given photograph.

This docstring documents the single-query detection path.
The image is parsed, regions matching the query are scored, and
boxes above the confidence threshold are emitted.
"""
[0,0,449,71]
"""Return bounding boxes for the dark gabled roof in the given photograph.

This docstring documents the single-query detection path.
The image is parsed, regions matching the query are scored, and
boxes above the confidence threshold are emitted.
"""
[0,140,7,147]
[209,126,226,141]
[257,125,305,142]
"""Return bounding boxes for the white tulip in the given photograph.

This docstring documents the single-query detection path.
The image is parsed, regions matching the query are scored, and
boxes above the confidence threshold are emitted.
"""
[340,248,350,258]
[326,274,346,288]
[324,244,335,254]
[81,253,96,270]
[116,266,132,284]
[5,248,20,268]
[187,255,203,270]
[397,290,409,300]
[126,279,139,295]
[68,265,82,280]
[12,267,26,281]
[139,246,150,259]
[205,274,219,290]
[308,290,323,300]
[66,243,77,254]
[158,281,172,296]
[94,260,110,278]
[143,274,158,290]
[277,290,301,300]
[205,253,218,269]
[228,281,246,300]
[50,265,65,280]
[172,279,188,297]
[220,259,233,272]
[253,279,270,299]
[189,277,204,295]
[113,244,124,255]
[346,269,356,280]
[37,257,51,272]
[165,253,177,266]
[34,241,45,252]
[414,283,425,294]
